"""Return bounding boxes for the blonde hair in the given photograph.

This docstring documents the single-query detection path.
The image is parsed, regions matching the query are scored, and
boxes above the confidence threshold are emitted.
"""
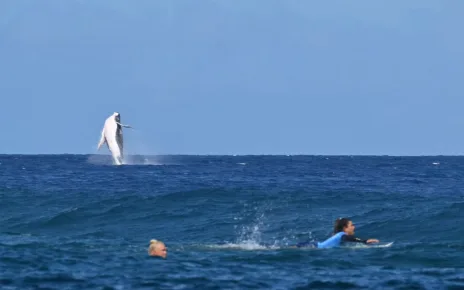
[148,239,163,254]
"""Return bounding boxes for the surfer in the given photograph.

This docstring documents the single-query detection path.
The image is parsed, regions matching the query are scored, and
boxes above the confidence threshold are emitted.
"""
[295,218,379,248]
[148,239,168,258]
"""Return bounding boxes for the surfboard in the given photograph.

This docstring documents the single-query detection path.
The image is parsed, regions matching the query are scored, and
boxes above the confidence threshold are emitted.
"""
[342,241,394,249]
[367,242,394,248]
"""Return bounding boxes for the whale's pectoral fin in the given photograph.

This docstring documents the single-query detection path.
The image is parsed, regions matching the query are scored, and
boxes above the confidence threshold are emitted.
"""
[97,130,106,150]
[117,122,133,129]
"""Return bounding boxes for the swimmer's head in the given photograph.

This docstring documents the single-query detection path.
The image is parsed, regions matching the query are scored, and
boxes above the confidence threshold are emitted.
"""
[148,239,167,259]
[333,217,355,235]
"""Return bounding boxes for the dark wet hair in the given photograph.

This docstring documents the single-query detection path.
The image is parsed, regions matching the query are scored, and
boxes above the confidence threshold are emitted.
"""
[333,217,351,234]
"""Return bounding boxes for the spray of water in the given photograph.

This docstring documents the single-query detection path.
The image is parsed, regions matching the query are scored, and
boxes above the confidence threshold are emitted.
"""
[121,128,163,165]
[86,126,166,166]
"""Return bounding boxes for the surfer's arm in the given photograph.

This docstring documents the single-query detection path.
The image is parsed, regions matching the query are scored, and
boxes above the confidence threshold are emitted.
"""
[342,235,367,243]
[342,235,379,244]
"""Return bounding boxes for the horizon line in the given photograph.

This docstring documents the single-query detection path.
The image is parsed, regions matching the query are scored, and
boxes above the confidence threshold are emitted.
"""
[0,153,462,157]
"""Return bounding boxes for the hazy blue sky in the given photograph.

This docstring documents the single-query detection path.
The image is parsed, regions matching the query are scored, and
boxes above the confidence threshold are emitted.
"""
[0,1,463,155]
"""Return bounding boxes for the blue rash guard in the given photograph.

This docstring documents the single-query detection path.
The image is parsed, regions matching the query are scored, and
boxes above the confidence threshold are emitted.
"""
[296,232,368,248]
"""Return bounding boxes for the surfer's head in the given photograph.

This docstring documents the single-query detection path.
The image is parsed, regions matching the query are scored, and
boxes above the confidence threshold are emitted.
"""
[333,218,355,235]
[148,239,167,258]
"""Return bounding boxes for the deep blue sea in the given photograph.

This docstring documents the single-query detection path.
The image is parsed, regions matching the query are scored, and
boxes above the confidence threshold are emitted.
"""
[1,154,463,289]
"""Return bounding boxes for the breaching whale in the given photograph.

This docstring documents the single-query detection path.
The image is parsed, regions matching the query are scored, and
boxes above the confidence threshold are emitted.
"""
[97,112,133,165]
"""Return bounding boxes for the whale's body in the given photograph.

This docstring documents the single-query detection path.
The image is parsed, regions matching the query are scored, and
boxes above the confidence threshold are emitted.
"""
[97,112,132,165]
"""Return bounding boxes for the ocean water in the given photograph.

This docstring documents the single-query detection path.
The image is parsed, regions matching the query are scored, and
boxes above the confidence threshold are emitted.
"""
[0,154,463,290]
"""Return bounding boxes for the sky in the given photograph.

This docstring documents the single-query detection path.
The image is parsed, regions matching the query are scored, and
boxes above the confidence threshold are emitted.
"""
[0,0,463,155]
